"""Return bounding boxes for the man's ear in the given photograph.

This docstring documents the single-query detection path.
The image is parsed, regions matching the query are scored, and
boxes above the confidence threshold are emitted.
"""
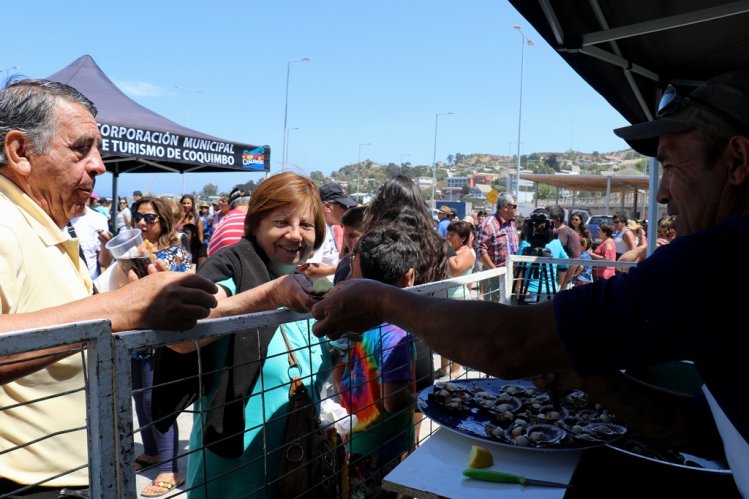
[725,136,749,186]
[3,130,33,175]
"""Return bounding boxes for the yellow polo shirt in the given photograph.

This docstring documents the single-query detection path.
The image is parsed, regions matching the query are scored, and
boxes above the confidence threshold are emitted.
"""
[0,175,93,487]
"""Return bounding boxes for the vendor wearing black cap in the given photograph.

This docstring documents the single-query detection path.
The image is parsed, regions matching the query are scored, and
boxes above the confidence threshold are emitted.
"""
[298,183,356,282]
[310,69,749,495]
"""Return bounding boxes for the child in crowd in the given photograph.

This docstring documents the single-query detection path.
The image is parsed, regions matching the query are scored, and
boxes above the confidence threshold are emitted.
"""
[336,226,417,498]
[657,214,677,244]
[334,206,366,284]
[572,237,594,286]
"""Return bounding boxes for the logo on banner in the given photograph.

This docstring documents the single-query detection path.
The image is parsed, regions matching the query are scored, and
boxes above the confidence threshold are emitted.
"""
[242,147,265,169]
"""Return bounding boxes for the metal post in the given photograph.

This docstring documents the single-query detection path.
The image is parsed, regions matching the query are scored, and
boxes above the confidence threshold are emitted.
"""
[282,58,310,171]
[432,112,453,207]
[514,25,534,202]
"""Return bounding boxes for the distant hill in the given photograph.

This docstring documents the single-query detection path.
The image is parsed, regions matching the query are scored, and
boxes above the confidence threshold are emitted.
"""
[324,148,647,191]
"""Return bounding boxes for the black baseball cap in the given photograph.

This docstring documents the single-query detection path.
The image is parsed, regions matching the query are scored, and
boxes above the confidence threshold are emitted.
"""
[319,183,356,208]
[614,69,749,157]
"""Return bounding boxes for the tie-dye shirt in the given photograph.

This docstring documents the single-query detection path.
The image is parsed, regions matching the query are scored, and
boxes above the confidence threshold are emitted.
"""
[339,323,415,457]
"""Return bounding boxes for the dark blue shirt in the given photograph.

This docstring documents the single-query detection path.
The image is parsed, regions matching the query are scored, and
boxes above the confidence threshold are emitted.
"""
[554,216,749,445]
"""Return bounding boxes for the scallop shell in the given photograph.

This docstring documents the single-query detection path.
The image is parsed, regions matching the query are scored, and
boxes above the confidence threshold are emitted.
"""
[484,423,511,443]
[563,389,589,408]
[489,395,523,413]
[582,423,627,441]
[529,405,569,424]
[522,423,566,447]
[499,384,531,397]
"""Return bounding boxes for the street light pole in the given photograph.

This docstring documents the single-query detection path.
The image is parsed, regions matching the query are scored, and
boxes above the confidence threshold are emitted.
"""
[284,127,299,169]
[513,25,534,201]
[173,85,203,194]
[431,112,453,207]
[282,58,310,171]
[174,85,203,126]
[357,142,371,195]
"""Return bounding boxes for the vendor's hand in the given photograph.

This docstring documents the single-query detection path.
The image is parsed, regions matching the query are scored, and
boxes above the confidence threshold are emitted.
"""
[530,370,585,392]
[112,272,218,331]
[531,370,624,405]
[311,279,387,339]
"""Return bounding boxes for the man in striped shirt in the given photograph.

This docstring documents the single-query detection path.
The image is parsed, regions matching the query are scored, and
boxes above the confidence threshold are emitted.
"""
[475,192,519,300]
[207,187,250,256]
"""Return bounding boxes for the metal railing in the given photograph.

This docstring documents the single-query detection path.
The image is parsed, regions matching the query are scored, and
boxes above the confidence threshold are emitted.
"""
[0,259,633,497]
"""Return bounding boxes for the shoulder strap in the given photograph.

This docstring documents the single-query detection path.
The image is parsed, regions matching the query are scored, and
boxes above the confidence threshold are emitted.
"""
[279,324,305,398]
[279,324,299,368]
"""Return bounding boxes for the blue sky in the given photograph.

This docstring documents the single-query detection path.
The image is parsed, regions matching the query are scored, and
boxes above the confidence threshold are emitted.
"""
[5,1,631,198]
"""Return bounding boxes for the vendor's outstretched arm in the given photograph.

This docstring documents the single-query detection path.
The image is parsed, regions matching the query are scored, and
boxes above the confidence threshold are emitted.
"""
[311,279,571,379]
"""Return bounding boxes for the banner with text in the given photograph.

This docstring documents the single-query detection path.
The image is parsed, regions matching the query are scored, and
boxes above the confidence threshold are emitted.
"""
[98,124,270,172]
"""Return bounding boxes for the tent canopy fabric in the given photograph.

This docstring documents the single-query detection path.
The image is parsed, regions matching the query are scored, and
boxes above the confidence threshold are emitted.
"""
[520,173,649,193]
[47,55,270,175]
[509,1,749,128]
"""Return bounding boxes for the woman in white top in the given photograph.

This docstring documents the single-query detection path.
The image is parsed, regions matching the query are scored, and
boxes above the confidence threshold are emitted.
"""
[612,215,636,259]
[115,196,132,234]
[438,220,476,377]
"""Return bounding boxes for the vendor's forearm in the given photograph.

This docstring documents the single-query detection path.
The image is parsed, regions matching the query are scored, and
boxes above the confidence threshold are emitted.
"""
[378,288,569,379]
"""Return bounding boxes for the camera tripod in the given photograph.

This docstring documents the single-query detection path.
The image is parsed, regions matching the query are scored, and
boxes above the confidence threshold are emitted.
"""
[515,247,557,304]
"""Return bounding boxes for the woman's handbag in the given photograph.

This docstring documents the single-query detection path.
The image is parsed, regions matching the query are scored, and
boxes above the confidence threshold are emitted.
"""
[277,325,340,498]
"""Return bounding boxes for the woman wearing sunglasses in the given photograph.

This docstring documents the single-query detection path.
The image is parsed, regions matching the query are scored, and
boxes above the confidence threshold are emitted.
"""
[129,196,191,497]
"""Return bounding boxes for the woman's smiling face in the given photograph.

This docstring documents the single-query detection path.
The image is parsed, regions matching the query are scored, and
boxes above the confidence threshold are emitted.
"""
[254,204,317,270]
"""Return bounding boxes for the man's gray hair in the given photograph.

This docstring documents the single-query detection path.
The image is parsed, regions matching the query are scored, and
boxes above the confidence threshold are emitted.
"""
[230,195,250,209]
[228,187,251,209]
[0,79,97,167]
[496,191,516,210]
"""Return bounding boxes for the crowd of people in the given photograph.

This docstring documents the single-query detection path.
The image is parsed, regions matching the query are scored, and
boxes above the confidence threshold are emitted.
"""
[1,68,747,499]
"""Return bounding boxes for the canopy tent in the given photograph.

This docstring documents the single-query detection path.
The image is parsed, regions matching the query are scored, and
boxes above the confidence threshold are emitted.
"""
[520,173,651,218]
[48,55,270,175]
[47,55,270,224]
[520,174,648,193]
[508,1,749,125]
[509,0,749,248]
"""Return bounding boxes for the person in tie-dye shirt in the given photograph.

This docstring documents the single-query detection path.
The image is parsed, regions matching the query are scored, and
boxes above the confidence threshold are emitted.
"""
[337,226,417,498]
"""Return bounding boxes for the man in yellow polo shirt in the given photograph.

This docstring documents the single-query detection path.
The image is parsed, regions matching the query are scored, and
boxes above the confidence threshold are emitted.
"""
[0,80,219,496]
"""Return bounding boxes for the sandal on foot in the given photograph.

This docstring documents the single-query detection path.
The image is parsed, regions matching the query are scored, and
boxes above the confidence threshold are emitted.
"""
[140,479,184,497]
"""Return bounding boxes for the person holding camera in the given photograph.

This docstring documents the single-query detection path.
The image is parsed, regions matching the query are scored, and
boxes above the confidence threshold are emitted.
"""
[516,210,569,303]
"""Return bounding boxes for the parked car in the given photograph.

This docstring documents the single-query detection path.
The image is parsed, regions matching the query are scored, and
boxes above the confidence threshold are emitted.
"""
[588,214,614,243]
